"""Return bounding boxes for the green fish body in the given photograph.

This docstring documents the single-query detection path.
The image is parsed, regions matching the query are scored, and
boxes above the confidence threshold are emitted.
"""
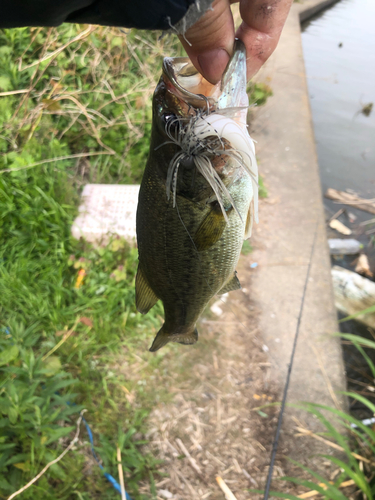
[136,40,258,351]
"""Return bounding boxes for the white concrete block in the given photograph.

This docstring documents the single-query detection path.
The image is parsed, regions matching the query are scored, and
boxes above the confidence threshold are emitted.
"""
[71,184,140,244]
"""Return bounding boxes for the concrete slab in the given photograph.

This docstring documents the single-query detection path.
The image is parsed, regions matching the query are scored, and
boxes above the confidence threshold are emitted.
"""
[248,0,347,458]
[71,183,139,244]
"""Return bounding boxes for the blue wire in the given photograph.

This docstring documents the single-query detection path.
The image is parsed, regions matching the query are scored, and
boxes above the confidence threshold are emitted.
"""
[81,416,133,500]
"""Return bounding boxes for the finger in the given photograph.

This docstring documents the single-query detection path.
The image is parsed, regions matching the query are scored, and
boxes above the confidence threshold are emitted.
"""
[179,0,235,84]
[236,0,293,79]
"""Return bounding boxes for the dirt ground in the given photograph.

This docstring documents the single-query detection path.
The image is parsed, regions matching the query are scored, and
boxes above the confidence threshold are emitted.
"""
[136,219,319,500]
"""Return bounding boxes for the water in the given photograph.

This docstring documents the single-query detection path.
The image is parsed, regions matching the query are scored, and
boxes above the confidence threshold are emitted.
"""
[302,0,375,269]
[302,0,375,418]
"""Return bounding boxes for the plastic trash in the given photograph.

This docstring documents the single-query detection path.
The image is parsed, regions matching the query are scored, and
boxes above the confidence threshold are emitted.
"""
[331,266,375,328]
[350,416,375,429]
[329,219,351,235]
[328,238,361,255]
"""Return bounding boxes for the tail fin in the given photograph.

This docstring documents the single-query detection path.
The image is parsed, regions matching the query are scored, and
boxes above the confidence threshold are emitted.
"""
[149,325,198,352]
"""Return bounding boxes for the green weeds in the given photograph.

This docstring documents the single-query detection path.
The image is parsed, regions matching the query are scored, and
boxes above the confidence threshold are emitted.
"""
[0,24,181,499]
[0,163,162,498]
[252,332,375,499]
[248,81,273,107]
[259,175,268,199]
[241,240,253,255]
[0,25,184,183]
[0,23,274,499]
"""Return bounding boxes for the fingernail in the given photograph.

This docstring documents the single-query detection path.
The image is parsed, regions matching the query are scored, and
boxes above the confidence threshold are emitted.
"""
[198,49,230,84]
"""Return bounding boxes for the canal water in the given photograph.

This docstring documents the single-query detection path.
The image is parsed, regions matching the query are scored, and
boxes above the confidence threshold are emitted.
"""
[302,0,375,418]
[302,0,375,268]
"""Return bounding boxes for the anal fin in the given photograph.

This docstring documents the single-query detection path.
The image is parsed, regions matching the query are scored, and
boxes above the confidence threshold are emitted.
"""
[135,267,159,314]
[217,272,241,295]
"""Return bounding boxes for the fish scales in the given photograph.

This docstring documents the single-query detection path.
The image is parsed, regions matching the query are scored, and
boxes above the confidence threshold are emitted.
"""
[136,39,258,351]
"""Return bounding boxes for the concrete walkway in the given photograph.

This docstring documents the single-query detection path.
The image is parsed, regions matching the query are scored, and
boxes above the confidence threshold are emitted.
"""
[249,0,347,457]
[137,5,348,496]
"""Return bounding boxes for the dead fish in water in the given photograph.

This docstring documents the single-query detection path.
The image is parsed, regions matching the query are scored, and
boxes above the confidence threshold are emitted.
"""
[136,39,258,352]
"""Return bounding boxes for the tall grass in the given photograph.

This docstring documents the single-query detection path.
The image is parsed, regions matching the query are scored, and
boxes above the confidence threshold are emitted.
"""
[0,24,182,499]
[0,24,274,499]
[252,332,375,499]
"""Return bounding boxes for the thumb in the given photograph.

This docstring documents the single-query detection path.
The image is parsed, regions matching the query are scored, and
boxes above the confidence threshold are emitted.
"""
[179,0,235,84]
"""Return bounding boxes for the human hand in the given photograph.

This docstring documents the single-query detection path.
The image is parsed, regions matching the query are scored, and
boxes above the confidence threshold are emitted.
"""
[179,0,293,84]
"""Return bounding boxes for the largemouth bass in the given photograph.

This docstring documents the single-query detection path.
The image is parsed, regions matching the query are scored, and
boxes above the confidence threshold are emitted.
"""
[136,39,258,352]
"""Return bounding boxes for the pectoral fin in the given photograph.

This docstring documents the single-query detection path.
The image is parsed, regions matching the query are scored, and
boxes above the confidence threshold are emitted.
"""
[193,205,228,252]
[149,326,198,352]
[217,272,241,295]
[135,267,159,314]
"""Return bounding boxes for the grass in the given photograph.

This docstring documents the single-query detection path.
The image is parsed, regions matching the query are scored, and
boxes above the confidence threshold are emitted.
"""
[258,175,268,199]
[0,24,184,500]
[241,240,253,255]
[3,21,373,500]
[0,154,166,499]
[247,81,273,108]
[0,23,274,499]
[251,331,375,499]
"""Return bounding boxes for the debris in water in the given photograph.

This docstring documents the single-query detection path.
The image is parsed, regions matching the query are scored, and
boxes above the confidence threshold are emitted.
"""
[325,188,375,215]
[348,212,357,223]
[359,217,375,227]
[354,254,373,278]
[328,238,361,255]
[331,266,375,328]
[361,102,373,117]
[329,219,352,235]
[351,417,375,429]
[328,208,345,222]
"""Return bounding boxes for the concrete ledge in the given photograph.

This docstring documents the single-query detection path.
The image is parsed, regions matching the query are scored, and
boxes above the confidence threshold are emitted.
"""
[248,0,346,460]
[297,0,341,23]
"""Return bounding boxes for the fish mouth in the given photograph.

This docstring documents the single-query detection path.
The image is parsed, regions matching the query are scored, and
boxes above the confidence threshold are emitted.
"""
[162,39,247,111]
[160,39,258,225]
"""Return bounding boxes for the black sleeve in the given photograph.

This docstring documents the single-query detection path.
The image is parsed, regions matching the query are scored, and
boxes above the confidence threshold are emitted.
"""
[0,0,197,31]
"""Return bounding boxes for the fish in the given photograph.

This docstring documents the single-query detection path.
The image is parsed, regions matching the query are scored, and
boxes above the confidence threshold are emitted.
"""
[136,39,258,352]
